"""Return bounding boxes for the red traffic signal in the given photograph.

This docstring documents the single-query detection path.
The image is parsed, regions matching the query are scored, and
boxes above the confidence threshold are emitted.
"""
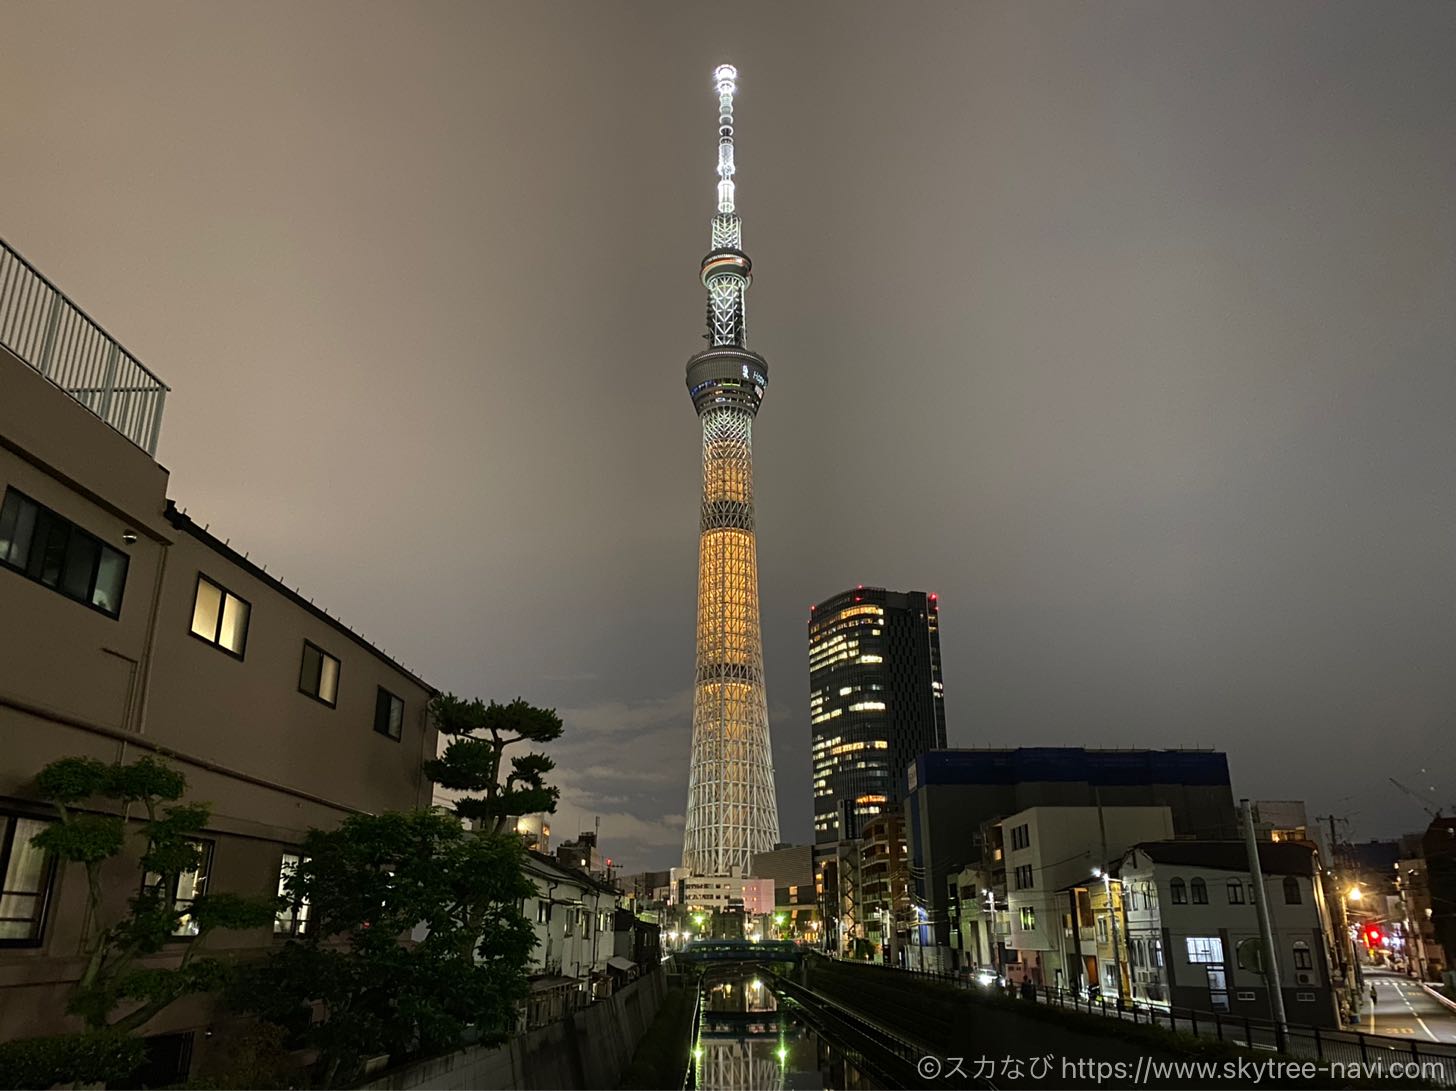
[1364,924,1383,947]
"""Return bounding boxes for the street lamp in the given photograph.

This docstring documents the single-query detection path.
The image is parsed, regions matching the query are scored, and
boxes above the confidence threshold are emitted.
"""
[1347,885,1363,903]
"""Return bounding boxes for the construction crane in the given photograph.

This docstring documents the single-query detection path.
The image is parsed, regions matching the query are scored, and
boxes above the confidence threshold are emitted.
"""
[1388,777,1450,818]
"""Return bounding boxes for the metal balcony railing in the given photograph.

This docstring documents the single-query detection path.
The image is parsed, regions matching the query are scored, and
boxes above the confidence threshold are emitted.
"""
[0,238,169,456]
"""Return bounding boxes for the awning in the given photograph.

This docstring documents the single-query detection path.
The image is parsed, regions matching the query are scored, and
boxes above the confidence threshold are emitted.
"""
[606,956,637,973]
[529,975,578,993]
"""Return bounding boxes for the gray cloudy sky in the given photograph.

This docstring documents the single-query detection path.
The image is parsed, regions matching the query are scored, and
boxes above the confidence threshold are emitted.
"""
[4,2,1455,871]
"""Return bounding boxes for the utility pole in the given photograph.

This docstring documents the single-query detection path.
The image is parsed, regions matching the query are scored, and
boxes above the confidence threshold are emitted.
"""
[1243,799,1288,1047]
[1321,811,1364,1005]
[1096,789,1125,1006]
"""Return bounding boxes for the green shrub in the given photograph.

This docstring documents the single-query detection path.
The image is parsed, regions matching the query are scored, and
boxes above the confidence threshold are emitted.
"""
[0,1030,145,1090]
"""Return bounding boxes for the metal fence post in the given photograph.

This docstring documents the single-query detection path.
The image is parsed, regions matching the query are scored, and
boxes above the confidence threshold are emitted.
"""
[1244,1015,1252,1048]
[96,343,119,423]
[1359,1033,1368,1066]
[1313,1025,1321,1061]
[37,292,62,377]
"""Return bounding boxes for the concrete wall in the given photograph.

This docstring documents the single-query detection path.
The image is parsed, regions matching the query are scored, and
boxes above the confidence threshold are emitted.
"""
[359,970,668,1091]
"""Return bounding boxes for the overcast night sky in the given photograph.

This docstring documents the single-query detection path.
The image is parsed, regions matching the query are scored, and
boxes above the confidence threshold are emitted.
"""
[3,2,1454,871]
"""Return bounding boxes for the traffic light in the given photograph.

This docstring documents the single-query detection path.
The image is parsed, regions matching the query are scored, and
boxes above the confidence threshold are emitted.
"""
[1364,924,1384,948]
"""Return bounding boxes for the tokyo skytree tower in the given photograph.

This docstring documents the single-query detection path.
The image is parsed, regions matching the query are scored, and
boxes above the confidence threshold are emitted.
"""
[681,64,780,877]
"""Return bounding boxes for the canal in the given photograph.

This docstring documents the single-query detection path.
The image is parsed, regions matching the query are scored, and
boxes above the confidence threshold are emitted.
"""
[689,969,880,1090]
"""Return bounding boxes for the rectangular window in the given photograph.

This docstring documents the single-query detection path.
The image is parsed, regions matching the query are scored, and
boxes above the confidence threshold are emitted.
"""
[144,839,213,938]
[0,815,54,946]
[274,853,310,937]
[373,688,404,740]
[299,641,340,707]
[537,901,549,924]
[1186,936,1224,964]
[190,574,250,657]
[0,488,129,618]
[1293,943,1313,970]
[1019,906,1036,930]
[1227,880,1245,904]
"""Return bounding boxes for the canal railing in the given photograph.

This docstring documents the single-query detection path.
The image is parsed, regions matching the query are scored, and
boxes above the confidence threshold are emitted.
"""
[838,958,1456,1087]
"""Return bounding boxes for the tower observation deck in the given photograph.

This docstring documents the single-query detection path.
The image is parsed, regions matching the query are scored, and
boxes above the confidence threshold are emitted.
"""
[681,65,780,878]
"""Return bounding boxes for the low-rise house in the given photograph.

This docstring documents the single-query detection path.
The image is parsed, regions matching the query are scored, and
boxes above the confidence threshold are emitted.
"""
[1109,840,1341,1028]
[520,852,623,1027]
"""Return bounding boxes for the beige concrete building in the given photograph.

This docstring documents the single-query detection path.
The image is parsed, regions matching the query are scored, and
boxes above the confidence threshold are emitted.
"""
[0,241,436,1082]
[999,804,1175,989]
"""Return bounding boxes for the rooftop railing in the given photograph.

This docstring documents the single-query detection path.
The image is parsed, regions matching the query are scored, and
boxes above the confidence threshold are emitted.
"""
[0,238,169,457]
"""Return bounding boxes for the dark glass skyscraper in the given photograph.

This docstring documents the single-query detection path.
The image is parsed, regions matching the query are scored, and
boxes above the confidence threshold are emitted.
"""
[809,587,946,844]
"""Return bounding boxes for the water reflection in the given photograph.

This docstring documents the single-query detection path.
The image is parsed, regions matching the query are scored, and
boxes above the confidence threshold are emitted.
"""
[693,971,878,1090]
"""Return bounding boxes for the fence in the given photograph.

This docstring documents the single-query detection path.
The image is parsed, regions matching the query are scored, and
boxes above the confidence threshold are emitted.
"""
[838,958,1456,1087]
[0,238,168,455]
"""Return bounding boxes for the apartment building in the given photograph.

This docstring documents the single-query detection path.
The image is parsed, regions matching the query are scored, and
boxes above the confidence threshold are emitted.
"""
[0,240,436,1081]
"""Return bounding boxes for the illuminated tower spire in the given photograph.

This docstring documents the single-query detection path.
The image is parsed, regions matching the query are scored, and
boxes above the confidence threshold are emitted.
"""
[682,64,780,877]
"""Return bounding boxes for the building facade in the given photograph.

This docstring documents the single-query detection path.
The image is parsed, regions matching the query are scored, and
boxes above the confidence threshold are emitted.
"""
[904,748,1238,971]
[858,812,910,966]
[1000,805,1175,989]
[750,844,817,936]
[1110,841,1341,1028]
[810,587,945,844]
[680,64,780,879]
[520,852,627,1028]
[0,240,437,1081]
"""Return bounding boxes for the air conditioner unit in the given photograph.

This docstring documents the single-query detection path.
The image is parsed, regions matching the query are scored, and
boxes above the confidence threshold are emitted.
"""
[1296,972,1312,985]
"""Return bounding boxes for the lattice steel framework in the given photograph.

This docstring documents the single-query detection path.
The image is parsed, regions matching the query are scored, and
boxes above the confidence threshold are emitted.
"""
[682,65,780,877]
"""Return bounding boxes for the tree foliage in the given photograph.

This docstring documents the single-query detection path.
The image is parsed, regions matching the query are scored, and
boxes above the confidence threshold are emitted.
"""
[233,809,538,1088]
[422,695,563,833]
[29,756,276,1033]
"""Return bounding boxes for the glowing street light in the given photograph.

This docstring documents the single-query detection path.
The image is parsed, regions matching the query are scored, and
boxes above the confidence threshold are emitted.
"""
[1347,885,1363,903]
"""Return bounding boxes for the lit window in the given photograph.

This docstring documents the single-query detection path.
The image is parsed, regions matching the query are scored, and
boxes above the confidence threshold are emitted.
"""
[374,688,404,740]
[1185,936,1223,964]
[0,815,55,945]
[143,839,212,938]
[299,641,341,707]
[190,574,250,657]
[274,852,310,937]
[0,488,129,618]
[1019,906,1036,929]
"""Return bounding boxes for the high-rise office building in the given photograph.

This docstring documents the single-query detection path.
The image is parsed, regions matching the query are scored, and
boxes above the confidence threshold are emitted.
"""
[809,587,946,844]
[680,65,780,877]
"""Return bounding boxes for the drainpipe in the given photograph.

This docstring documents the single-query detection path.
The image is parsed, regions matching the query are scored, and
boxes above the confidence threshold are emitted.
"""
[127,532,170,749]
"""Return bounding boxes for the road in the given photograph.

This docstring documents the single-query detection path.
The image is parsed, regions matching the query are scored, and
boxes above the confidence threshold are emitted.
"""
[1365,968,1456,1046]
